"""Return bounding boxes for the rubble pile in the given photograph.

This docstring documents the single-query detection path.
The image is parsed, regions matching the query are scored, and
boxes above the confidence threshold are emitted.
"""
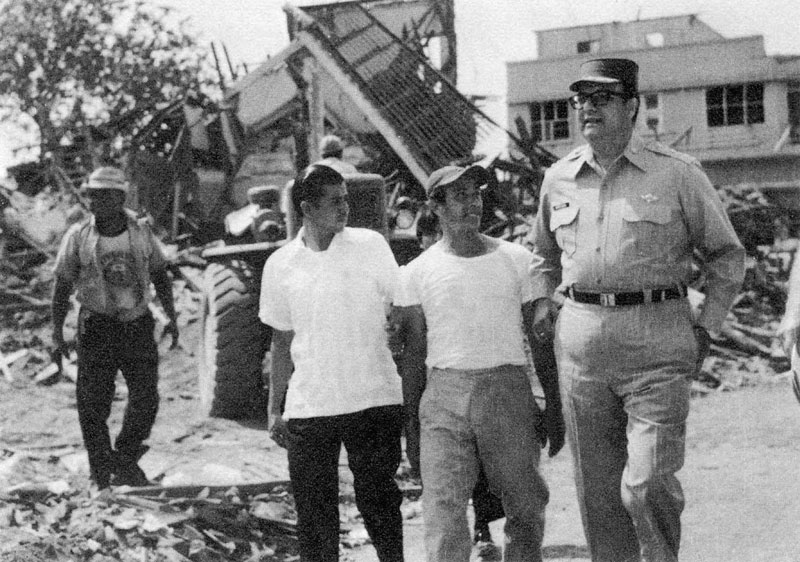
[0,480,302,561]
[0,179,86,268]
[0,470,423,562]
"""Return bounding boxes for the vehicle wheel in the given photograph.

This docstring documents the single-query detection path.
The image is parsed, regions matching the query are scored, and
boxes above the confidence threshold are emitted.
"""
[198,260,271,419]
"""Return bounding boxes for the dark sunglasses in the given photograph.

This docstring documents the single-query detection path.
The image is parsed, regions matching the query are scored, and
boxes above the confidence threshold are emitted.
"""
[569,91,630,109]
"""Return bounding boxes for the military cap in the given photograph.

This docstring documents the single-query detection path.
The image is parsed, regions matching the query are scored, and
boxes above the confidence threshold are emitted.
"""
[569,58,639,95]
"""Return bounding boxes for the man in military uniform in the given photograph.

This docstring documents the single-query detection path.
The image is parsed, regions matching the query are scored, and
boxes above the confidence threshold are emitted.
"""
[530,59,745,561]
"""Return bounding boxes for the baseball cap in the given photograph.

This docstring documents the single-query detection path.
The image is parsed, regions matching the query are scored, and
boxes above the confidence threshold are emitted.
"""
[569,58,639,95]
[426,164,489,199]
[83,167,129,193]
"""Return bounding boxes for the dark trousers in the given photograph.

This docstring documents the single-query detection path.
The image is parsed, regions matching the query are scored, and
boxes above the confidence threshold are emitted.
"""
[473,466,505,530]
[76,309,159,487]
[287,405,405,562]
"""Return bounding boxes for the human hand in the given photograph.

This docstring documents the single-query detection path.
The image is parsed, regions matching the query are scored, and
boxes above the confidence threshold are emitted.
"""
[385,309,404,356]
[52,328,70,360]
[269,415,289,449]
[404,409,421,478]
[536,404,565,457]
[693,325,711,374]
[532,299,556,342]
[778,327,797,360]
[161,320,179,350]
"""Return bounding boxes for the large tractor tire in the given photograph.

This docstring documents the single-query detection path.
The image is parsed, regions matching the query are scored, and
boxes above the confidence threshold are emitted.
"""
[198,259,272,419]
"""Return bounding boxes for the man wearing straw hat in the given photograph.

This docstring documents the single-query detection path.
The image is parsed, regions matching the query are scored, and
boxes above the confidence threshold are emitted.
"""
[52,166,178,490]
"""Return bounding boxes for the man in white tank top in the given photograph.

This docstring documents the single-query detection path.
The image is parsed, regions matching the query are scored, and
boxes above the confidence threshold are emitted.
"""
[394,165,564,562]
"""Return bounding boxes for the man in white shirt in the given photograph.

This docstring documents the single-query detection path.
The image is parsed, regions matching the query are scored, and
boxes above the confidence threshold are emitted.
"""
[259,164,404,562]
[394,164,564,562]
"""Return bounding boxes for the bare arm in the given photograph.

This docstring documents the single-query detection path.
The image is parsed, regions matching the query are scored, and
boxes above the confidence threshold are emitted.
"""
[523,300,564,457]
[152,267,179,348]
[393,305,427,476]
[51,276,74,357]
[395,305,427,407]
[269,329,294,448]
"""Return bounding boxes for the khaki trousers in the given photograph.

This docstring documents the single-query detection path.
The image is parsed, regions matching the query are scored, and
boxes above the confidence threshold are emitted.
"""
[556,297,695,562]
[420,365,549,562]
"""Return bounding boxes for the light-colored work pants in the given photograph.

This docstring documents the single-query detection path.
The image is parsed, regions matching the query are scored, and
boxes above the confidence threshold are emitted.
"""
[420,364,549,562]
[556,297,695,562]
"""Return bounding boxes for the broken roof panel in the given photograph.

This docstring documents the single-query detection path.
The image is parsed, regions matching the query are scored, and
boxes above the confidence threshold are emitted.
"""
[228,3,554,181]
[289,2,515,174]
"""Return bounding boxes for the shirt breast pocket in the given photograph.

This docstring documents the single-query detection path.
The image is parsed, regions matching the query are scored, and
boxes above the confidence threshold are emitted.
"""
[549,205,579,257]
[622,203,675,256]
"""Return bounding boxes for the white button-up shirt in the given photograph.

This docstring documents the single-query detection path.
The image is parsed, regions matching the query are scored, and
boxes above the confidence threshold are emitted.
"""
[259,227,402,418]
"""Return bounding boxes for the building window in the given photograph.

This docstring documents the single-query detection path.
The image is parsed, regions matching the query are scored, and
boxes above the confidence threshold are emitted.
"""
[577,40,599,54]
[646,32,664,47]
[706,83,764,127]
[788,81,800,144]
[530,100,570,141]
[642,93,662,134]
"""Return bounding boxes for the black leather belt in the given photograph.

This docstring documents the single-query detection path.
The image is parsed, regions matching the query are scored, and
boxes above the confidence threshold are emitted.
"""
[567,285,686,307]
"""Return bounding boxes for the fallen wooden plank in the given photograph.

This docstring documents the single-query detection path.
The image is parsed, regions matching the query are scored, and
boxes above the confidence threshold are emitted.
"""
[719,324,773,357]
[0,349,24,381]
[0,302,51,312]
[34,363,60,384]
[177,266,204,293]
[1,288,49,307]
[117,480,292,499]
[113,494,166,511]
[709,343,750,360]
[728,321,776,339]
[12,442,83,452]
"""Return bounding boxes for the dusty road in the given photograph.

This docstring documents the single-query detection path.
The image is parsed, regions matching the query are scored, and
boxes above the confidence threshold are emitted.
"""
[1,314,799,561]
[347,380,800,562]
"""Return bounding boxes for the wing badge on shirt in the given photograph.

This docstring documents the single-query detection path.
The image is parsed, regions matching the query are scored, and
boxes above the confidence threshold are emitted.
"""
[640,193,659,203]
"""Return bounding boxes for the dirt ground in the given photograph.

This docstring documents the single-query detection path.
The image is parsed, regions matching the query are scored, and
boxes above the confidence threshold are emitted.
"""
[1,305,799,561]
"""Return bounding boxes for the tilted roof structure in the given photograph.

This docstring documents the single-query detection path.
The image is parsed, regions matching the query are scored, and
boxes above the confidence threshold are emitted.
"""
[228,2,554,184]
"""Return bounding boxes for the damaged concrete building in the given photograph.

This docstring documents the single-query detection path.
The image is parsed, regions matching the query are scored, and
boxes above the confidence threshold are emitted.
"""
[507,14,800,217]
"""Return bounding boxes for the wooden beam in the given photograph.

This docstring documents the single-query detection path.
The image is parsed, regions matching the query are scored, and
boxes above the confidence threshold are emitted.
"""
[117,479,292,499]
[302,57,324,163]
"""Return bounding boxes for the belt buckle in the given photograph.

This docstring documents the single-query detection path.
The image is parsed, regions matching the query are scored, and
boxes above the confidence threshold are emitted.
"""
[599,293,616,307]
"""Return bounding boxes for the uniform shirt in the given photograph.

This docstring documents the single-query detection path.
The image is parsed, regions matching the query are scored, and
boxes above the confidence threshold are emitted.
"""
[259,227,402,418]
[54,211,165,321]
[531,134,745,333]
[396,240,532,370]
